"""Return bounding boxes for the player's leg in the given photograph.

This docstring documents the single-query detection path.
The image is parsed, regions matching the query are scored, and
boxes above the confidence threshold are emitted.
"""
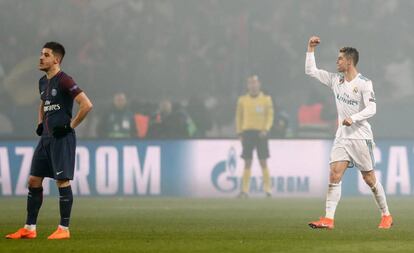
[239,131,254,197]
[47,179,72,240]
[309,138,350,229]
[325,161,348,218]
[26,176,44,229]
[257,135,271,196]
[355,140,392,229]
[6,175,45,239]
[361,170,392,229]
[309,161,348,229]
[48,133,75,239]
[259,160,271,197]
[240,159,252,198]
[6,138,52,239]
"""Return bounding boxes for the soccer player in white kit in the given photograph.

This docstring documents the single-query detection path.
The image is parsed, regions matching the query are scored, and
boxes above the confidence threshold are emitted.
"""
[305,36,393,229]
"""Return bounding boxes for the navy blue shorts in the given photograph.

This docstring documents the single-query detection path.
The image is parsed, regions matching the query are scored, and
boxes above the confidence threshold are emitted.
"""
[30,132,76,180]
[241,130,269,160]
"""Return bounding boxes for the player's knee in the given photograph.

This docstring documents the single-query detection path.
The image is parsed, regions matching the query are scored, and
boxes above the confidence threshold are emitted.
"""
[329,172,342,184]
[56,180,70,188]
[259,161,267,168]
[244,160,252,168]
[362,173,376,187]
[27,176,43,188]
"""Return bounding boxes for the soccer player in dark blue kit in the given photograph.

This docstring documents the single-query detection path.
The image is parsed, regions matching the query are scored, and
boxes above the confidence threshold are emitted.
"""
[6,42,93,240]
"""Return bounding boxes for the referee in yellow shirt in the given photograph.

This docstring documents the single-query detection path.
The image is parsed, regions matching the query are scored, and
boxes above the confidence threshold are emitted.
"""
[236,75,274,198]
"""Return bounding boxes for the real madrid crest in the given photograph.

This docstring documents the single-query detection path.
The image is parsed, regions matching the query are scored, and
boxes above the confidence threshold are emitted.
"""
[353,87,358,94]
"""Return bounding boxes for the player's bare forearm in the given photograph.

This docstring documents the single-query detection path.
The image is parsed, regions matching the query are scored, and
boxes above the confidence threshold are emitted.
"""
[307,36,320,52]
[71,92,93,129]
[38,101,44,124]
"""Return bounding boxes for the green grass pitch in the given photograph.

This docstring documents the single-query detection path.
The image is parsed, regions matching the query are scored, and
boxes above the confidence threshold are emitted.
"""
[1,197,414,253]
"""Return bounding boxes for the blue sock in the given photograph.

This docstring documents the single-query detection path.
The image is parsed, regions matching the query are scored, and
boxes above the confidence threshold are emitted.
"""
[59,186,73,227]
[26,187,43,225]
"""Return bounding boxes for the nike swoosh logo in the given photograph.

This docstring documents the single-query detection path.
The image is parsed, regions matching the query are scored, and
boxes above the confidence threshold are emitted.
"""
[56,171,63,175]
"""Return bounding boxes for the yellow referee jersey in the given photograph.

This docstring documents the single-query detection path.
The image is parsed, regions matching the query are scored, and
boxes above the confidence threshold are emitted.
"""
[236,92,274,134]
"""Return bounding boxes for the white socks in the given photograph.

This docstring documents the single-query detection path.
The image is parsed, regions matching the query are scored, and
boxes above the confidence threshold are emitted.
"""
[325,182,342,219]
[324,180,390,219]
[371,181,390,216]
[24,224,36,231]
[24,224,70,231]
[58,225,69,230]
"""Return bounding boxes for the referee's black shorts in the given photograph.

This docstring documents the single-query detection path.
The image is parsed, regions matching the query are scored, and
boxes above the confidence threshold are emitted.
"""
[30,132,76,180]
[241,130,269,160]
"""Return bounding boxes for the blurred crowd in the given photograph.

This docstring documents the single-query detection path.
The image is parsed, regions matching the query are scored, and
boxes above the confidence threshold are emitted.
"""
[1,0,414,139]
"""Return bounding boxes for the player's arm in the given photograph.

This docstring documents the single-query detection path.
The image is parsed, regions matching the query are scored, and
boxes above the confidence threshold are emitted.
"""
[35,100,45,136]
[236,97,243,136]
[71,92,93,129]
[263,96,274,135]
[305,36,335,87]
[350,81,376,123]
[38,100,44,124]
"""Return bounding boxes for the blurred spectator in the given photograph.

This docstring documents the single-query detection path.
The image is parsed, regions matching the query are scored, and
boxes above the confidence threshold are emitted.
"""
[0,93,13,137]
[1,1,414,139]
[147,100,190,139]
[99,92,136,138]
[270,110,290,138]
[187,95,212,138]
[296,89,336,138]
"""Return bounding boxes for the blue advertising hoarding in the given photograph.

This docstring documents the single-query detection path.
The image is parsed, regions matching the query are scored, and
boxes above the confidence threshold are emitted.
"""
[0,139,413,197]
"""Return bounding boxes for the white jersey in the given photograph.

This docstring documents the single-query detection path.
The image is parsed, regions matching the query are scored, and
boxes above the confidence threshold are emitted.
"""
[305,52,376,139]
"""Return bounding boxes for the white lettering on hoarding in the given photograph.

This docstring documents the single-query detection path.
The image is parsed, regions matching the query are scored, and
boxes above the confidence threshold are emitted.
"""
[123,146,160,195]
[0,147,12,195]
[72,147,90,195]
[15,147,34,195]
[386,146,411,194]
[96,146,118,195]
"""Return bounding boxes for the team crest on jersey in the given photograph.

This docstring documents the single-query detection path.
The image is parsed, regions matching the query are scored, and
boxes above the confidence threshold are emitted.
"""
[51,89,57,96]
[353,87,358,94]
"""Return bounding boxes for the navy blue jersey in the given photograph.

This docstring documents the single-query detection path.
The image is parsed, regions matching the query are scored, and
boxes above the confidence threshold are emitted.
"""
[39,71,82,136]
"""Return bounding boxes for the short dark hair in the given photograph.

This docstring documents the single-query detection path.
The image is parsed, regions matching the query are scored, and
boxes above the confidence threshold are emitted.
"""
[43,41,65,63]
[339,47,359,66]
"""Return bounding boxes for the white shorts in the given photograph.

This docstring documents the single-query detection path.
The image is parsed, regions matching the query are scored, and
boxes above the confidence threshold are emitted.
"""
[330,138,375,171]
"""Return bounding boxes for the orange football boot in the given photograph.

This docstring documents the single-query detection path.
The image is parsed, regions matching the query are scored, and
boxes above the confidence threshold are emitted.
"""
[378,215,393,229]
[6,228,37,239]
[308,217,334,229]
[47,227,70,240]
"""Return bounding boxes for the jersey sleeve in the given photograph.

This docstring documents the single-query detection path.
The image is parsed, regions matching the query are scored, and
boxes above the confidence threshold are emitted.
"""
[350,81,376,122]
[264,96,274,131]
[305,52,336,88]
[235,97,243,134]
[60,74,83,99]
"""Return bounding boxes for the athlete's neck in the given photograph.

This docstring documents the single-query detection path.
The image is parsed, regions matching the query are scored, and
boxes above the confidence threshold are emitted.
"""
[343,67,358,82]
[249,91,261,97]
[46,66,61,80]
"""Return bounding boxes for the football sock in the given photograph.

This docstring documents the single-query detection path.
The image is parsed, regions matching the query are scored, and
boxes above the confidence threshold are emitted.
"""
[24,224,37,231]
[242,168,251,193]
[325,182,341,219]
[59,186,73,227]
[262,167,271,193]
[25,187,43,226]
[370,181,390,216]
